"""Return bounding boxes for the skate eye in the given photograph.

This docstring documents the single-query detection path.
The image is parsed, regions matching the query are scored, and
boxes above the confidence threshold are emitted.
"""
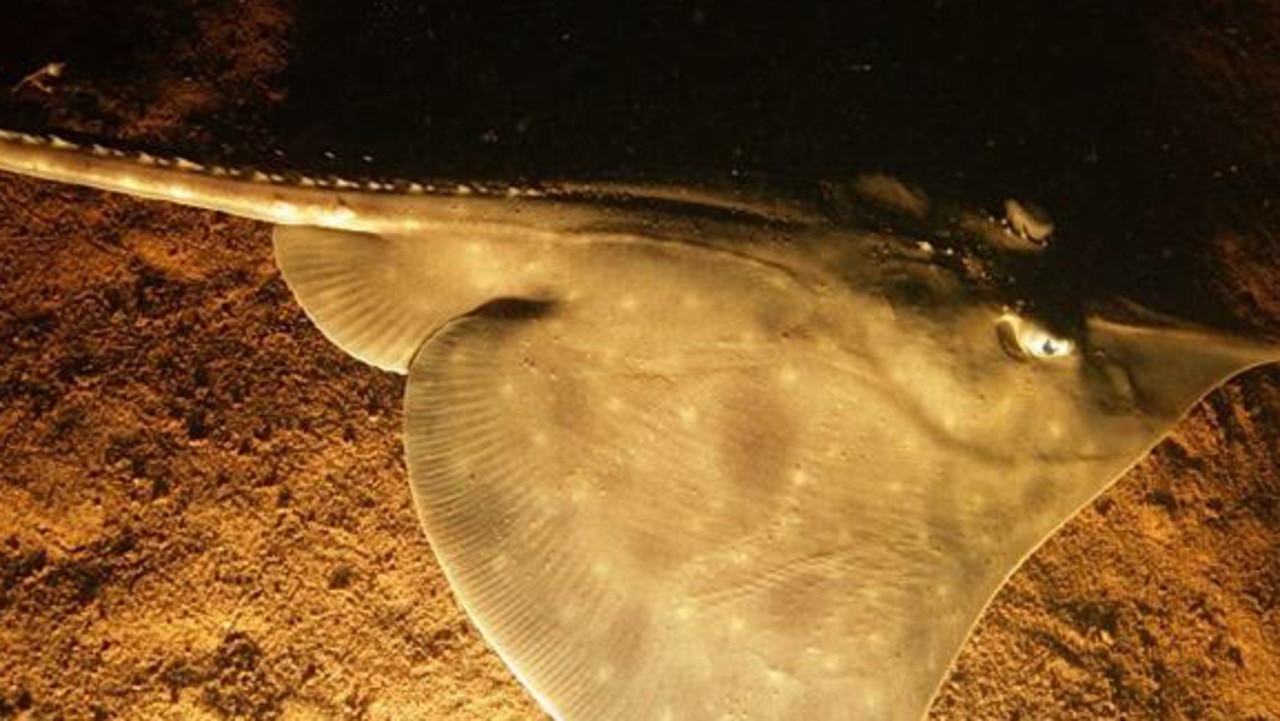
[996,313,1075,361]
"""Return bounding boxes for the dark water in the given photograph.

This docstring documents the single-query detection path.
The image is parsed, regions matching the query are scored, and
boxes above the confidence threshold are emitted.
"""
[0,1,1272,333]
[279,4,1143,190]
[283,3,1270,336]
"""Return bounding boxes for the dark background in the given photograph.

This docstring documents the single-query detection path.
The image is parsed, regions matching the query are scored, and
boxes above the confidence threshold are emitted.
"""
[1,0,1276,333]
[7,1,1155,183]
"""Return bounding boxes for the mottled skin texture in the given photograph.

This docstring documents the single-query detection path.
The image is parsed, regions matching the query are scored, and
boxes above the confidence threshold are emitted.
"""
[0,1,1278,719]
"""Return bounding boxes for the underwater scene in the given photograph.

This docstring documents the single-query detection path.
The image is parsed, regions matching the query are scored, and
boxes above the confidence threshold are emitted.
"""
[0,2,1277,719]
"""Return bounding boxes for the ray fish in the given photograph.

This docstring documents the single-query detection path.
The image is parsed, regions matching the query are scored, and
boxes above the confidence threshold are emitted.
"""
[1,129,1276,721]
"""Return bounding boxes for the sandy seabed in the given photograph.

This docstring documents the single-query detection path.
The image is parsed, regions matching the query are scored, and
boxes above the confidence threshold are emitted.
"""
[1,1,1279,719]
